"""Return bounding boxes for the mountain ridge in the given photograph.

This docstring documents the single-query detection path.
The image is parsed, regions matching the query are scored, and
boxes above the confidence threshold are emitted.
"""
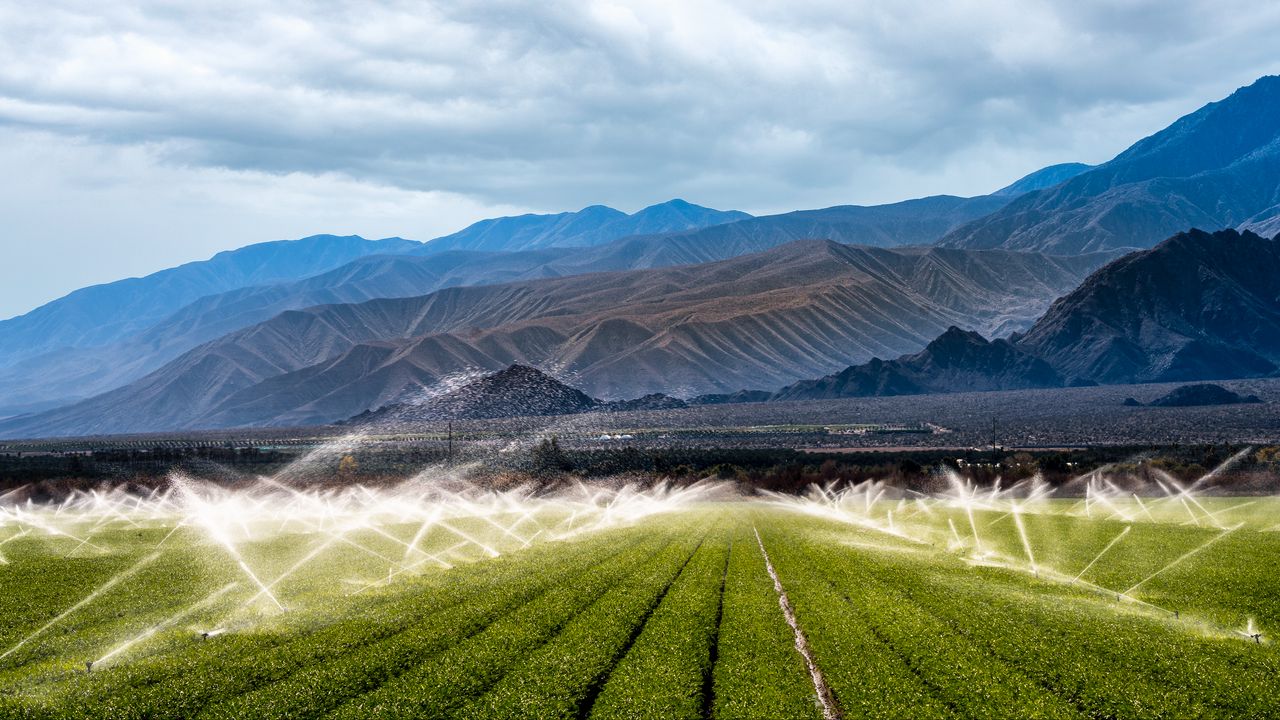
[772,326,1064,401]
[941,76,1280,254]
[0,240,1106,437]
[419,199,751,253]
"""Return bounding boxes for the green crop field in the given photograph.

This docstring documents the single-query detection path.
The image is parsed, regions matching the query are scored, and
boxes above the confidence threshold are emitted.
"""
[1,479,1278,719]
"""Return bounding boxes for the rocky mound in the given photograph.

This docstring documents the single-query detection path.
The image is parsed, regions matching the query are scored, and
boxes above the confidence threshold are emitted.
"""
[357,365,598,422]
[1147,384,1263,407]
[687,390,774,405]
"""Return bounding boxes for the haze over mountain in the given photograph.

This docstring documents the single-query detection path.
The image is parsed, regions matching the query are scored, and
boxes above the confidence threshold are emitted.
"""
[421,199,750,253]
[0,235,419,369]
[0,241,1106,437]
[942,76,1280,254]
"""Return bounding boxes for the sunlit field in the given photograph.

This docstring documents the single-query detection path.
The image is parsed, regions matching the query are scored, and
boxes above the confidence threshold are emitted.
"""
[2,467,1279,719]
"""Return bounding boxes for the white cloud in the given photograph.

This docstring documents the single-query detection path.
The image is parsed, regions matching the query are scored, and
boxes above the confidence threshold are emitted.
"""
[2,0,1280,315]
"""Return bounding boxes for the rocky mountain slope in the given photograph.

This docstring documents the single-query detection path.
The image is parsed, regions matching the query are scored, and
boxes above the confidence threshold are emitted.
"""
[1016,228,1280,384]
[772,228,1280,401]
[772,327,1063,400]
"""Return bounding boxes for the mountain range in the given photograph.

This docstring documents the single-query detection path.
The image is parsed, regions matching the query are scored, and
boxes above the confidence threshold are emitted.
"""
[3,76,1280,437]
[0,192,1022,417]
[365,225,1280,416]
[771,228,1280,401]
[0,241,1106,436]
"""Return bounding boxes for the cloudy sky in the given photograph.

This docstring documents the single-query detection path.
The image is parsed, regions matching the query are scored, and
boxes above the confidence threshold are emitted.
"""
[2,0,1280,319]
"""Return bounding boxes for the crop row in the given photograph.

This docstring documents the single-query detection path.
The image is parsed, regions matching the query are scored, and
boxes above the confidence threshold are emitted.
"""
[709,521,821,720]
[202,531,690,719]
[449,533,707,719]
[317,529,708,719]
[759,514,1280,719]
[585,534,728,720]
[196,529,668,719]
[20,525,665,719]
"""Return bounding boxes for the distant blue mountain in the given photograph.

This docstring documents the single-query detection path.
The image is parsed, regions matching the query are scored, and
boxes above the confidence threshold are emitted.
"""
[992,163,1093,197]
[420,199,751,253]
[0,200,748,375]
[0,235,419,369]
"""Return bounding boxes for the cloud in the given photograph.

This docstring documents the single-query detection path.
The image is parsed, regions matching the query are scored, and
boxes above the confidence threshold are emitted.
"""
[2,0,1280,315]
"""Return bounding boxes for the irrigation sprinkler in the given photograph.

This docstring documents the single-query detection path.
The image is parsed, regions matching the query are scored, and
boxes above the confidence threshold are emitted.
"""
[1238,619,1264,645]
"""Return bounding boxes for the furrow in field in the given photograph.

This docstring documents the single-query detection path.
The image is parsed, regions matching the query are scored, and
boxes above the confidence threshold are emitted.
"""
[196,532,676,720]
[753,527,840,720]
[575,538,713,720]
[700,539,729,720]
[711,524,823,720]
[742,549,948,720]
[450,531,707,720]
[72,529,656,720]
[585,532,730,720]
[320,533,701,720]
[765,524,1122,717]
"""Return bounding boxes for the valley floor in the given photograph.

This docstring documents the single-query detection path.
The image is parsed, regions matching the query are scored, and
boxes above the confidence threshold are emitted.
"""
[2,494,1279,719]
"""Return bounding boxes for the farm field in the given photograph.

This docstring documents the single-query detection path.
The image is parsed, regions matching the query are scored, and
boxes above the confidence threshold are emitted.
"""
[1,481,1279,719]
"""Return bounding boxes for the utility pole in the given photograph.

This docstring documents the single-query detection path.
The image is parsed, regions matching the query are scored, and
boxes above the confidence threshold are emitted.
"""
[447,421,453,463]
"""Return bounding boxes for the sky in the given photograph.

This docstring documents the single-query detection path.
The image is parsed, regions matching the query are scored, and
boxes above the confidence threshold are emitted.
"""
[2,1,1280,319]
